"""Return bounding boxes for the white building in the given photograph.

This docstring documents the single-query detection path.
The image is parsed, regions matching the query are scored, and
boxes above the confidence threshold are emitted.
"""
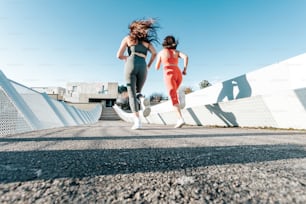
[31,86,66,101]
[64,82,118,107]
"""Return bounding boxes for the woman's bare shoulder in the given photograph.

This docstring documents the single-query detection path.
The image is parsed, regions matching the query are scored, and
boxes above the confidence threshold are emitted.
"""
[123,36,131,42]
[126,36,139,46]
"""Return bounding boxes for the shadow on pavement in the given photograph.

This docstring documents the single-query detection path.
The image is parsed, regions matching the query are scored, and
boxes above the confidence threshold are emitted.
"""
[1,131,306,142]
[1,144,306,183]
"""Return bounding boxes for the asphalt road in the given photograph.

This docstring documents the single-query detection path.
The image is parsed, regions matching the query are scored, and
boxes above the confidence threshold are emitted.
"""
[0,120,306,203]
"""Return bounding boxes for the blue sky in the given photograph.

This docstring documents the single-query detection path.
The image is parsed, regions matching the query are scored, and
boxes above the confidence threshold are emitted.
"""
[1,0,306,96]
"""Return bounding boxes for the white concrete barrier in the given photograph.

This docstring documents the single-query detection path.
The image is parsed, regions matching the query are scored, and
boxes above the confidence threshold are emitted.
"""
[0,70,102,136]
[114,53,306,130]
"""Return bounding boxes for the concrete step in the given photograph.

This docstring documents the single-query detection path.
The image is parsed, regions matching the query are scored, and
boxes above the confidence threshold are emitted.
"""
[99,107,121,121]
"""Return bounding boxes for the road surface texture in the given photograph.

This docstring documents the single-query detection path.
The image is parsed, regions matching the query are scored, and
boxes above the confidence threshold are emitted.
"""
[0,120,306,203]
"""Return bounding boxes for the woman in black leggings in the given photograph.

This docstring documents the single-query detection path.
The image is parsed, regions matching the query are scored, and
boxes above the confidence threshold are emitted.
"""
[117,18,159,130]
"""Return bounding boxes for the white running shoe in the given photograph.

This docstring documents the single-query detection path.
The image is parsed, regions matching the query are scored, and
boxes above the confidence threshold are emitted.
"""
[142,107,151,117]
[140,97,150,107]
[140,97,151,117]
[174,118,185,128]
[178,89,186,109]
[131,118,142,130]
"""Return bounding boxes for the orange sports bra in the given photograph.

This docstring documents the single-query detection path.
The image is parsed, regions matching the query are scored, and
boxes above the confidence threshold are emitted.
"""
[161,49,179,67]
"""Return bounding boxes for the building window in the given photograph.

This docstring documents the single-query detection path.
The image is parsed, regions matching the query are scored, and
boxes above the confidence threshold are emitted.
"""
[99,85,104,94]
[98,85,108,94]
[72,86,77,92]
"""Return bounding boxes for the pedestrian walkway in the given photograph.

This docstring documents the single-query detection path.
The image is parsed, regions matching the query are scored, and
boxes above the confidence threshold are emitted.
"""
[1,120,306,203]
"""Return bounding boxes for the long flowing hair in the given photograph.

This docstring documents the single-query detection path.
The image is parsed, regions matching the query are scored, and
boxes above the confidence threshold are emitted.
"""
[128,18,159,44]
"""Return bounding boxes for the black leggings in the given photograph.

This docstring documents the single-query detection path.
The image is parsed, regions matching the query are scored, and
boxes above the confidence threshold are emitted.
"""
[124,56,147,112]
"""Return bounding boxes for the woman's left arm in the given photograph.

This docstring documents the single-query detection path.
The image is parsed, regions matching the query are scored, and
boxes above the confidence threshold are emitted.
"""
[179,51,189,75]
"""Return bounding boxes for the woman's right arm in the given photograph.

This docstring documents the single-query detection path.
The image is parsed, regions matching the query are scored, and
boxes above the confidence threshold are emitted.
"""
[147,43,157,68]
[116,36,128,60]
[155,51,162,70]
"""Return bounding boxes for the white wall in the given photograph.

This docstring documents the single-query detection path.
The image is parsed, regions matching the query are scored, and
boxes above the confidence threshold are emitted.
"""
[114,53,306,130]
[0,71,102,136]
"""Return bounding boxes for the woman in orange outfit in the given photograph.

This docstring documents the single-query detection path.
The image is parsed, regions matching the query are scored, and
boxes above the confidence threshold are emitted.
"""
[155,35,189,128]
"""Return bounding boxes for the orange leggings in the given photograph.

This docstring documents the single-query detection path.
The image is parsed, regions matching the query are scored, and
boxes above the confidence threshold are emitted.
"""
[163,66,182,105]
